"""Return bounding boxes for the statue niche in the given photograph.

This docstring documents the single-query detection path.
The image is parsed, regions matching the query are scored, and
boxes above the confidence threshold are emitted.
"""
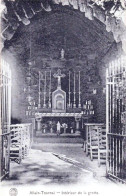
[52,69,66,113]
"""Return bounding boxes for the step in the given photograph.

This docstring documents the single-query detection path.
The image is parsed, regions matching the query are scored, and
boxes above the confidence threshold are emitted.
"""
[34,136,83,143]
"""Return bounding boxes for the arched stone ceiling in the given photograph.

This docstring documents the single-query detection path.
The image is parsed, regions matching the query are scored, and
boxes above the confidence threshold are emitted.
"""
[1,0,126,53]
[1,0,125,123]
[2,4,117,70]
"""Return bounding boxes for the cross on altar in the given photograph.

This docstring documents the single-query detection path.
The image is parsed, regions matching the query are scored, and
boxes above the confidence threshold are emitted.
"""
[53,69,65,88]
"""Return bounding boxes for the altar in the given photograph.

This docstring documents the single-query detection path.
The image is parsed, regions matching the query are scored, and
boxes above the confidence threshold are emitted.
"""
[34,69,94,135]
[34,69,84,135]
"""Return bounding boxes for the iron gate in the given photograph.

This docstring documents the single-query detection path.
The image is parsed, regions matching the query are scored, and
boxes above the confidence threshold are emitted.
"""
[0,59,11,180]
[106,55,126,183]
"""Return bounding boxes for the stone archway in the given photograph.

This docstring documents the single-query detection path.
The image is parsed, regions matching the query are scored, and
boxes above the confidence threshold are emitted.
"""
[0,0,126,123]
[0,0,126,53]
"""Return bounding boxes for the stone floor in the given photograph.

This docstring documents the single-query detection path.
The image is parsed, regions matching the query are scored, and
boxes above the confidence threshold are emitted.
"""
[1,139,126,196]
[32,142,108,182]
[0,144,118,186]
[2,149,96,186]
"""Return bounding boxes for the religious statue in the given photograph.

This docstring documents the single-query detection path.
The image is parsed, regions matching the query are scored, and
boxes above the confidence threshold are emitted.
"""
[61,48,65,59]
[56,121,61,136]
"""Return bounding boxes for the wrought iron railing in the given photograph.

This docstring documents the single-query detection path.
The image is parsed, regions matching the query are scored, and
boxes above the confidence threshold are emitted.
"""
[0,59,11,181]
[106,55,126,183]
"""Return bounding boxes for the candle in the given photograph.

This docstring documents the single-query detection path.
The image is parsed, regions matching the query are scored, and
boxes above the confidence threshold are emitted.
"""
[45,71,46,92]
[69,71,71,106]
[83,104,86,109]
[69,71,70,92]
[38,71,41,107]
[74,72,75,92]
[50,70,51,91]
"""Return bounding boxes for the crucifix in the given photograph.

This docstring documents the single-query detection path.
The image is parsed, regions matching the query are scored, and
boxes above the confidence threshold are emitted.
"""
[53,69,65,89]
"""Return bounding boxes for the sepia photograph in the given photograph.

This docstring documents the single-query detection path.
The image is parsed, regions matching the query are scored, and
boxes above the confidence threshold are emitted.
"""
[0,0,126,195]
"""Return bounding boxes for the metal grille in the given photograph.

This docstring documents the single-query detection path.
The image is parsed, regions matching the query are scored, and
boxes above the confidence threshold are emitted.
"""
[106,56,126,183]
[0,59,11,181]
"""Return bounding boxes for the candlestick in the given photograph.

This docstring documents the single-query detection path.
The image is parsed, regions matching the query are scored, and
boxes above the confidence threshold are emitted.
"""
[68,71,71,107]
[43,71,46,108]
[73,72,76,108]
[45,71,46,92]
[48,70,51,108]
[38,71,41,108]
[78,71,81,108]
[74,72,75,92]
